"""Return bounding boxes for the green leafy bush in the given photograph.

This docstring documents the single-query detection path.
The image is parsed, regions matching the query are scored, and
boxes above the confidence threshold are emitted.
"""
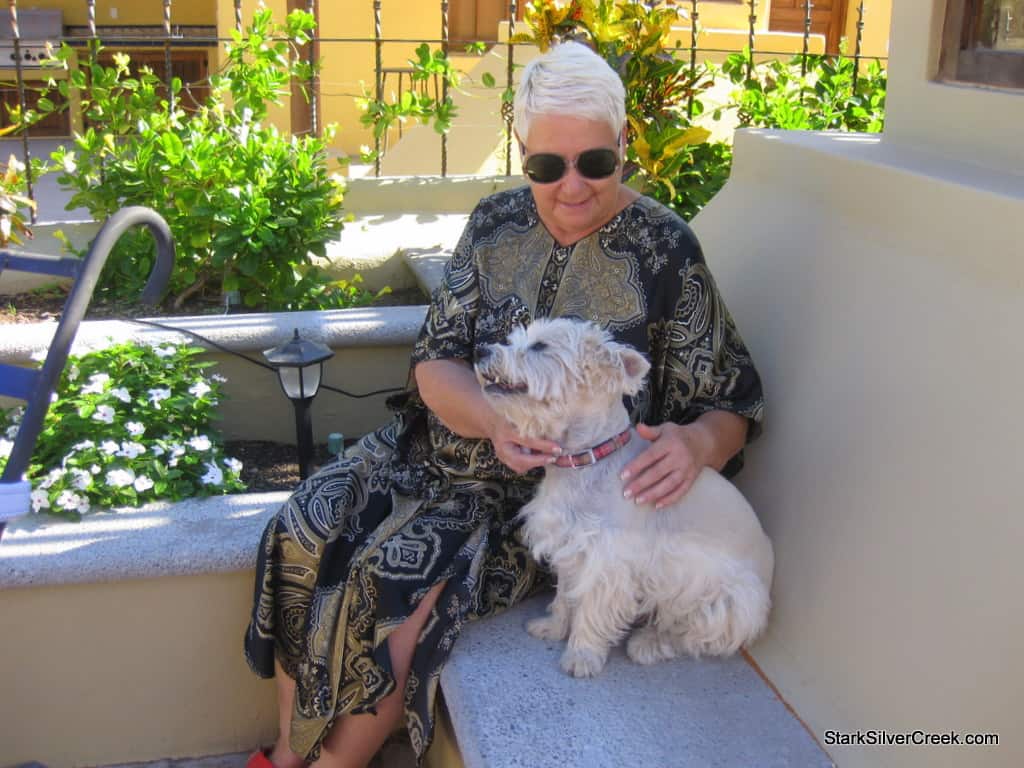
[35,8,371,311]
[665,140,733,222]
[0,341,245,520]
[722,48,886,132]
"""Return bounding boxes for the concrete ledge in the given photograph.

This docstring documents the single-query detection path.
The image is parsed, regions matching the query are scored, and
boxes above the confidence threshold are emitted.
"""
[0,490,287,589]
[441,595,834,768]
[0,304,427,364]
[344,175,523,214]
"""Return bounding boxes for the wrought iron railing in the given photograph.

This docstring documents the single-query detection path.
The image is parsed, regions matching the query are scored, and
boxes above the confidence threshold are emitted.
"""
[0,0,885,213]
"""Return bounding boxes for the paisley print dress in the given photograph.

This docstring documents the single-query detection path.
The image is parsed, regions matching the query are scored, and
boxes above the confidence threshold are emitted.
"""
[243,186,765,762]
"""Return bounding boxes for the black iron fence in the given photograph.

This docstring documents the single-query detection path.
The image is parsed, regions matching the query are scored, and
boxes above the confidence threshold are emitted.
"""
[0,0,887,219]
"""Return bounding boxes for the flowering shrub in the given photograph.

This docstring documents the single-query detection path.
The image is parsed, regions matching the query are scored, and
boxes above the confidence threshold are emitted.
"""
[31,8,360,311]
[0,341,244,520]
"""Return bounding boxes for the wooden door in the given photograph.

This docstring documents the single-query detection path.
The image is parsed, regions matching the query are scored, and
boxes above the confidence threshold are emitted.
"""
[768,0,849,55]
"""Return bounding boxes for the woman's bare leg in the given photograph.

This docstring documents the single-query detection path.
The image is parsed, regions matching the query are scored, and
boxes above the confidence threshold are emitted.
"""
[307,580,448,768]
[267,660,305,768]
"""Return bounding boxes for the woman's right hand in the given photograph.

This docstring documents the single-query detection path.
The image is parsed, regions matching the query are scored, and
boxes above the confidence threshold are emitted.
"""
[489,418,562,475]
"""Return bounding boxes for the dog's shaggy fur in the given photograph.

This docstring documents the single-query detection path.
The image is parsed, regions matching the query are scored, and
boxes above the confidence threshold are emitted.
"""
[475,318,774,678]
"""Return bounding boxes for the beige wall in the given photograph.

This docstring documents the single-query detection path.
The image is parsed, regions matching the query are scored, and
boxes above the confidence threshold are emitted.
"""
[215,343,413,444]
[0,571,278,767]
[695,130,1023,768]
[689,0,1024,764]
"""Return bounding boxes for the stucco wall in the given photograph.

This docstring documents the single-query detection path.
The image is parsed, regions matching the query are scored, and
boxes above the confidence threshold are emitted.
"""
[0,570,279,767]
[692,128,1023,768]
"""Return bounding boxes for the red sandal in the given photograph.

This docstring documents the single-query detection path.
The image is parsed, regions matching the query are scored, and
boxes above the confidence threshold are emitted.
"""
[245,749,275,768]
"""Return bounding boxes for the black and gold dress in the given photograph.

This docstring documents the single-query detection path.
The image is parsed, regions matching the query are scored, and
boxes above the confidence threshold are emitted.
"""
[244,186,765,762]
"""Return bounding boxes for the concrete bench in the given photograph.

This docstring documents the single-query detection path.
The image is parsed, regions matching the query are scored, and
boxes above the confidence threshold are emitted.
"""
[436,594,834,768]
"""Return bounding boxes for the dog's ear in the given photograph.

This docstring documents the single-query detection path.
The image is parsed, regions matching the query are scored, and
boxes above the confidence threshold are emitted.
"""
[614,345,650,395]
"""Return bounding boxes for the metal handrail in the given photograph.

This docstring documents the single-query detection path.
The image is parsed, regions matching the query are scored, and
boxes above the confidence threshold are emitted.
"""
[0,206,174,539]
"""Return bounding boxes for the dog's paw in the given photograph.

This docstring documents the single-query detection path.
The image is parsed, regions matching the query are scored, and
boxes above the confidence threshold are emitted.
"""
[626,626,677,665]
[560,646,607,678]
[526,614,569,641]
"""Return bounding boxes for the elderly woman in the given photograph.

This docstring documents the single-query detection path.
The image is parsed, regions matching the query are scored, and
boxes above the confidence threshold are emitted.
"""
[245,41,763,768]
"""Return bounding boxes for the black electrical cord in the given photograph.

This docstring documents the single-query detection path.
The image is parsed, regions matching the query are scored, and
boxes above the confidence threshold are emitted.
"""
[121,316,407,399]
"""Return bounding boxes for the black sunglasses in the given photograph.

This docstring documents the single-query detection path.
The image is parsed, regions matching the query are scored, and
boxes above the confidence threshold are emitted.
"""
[522,147,621,184]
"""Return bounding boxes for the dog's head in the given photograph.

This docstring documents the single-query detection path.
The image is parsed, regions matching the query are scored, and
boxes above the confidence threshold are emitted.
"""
[474,318,650,440]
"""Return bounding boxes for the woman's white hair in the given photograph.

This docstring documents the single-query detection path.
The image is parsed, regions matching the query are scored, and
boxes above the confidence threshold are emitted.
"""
[514,41,626,145]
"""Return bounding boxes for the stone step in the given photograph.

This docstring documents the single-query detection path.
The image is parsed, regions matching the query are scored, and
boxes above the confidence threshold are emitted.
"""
[440,594,835,768]
[322,211,466,294]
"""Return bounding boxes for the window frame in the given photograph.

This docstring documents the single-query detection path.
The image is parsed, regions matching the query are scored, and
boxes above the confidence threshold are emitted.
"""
[938,0,1024,89]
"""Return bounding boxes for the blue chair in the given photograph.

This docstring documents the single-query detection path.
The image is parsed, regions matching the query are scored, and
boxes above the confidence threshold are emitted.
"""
[0,207,174,538]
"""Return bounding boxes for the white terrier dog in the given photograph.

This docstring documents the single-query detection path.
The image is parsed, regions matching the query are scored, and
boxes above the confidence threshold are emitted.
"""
[475,318,774,678]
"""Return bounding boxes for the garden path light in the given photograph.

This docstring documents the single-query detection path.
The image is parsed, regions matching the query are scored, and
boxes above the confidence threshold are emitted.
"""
[262,329,334,480]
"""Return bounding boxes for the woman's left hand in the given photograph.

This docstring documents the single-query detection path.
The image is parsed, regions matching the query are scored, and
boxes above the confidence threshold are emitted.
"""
[620,422,709,509]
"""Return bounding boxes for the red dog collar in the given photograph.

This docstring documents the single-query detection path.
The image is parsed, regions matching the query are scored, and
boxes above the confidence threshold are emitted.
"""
[553,428,632,469]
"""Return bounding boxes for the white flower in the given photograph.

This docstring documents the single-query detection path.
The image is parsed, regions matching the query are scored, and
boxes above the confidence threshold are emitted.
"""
[89,464,101,475]
[188,380,212,398]
[211,374,227,383]
[62,151,77,174]
[125,422,145,437]
[167,442,185,467]
[0,438,11,459]
[148,388,172,408]
[72,440,96,452]
[100,440,120,456]
[200,461,224,486]
[56,490,83,510]
[152,345,176,358]
[75,497,90,514]
[30,489,50,512]
[105,468,136,488]
[133,475,154,492]
[116,441,146,459]
[39,468,65,490]
[71,469,92,490]
[50,392,58,404]
[92,405,115,424]
[151,444,165,457]
[110,387,131,403]
[81,373,111,395]
[188,435,212,451]
[223,456,243,474]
